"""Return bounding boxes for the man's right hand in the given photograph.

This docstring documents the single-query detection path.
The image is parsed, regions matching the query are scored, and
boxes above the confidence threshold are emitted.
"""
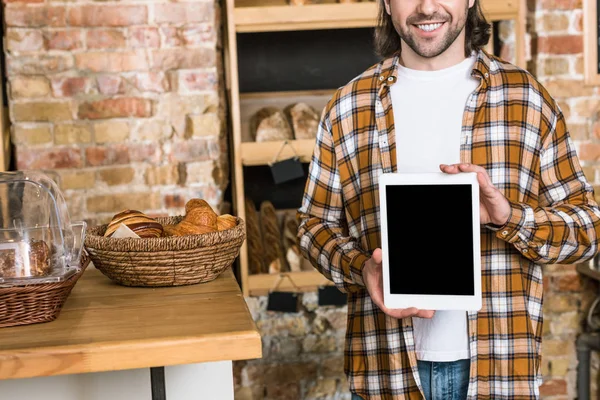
[362,248,435,319]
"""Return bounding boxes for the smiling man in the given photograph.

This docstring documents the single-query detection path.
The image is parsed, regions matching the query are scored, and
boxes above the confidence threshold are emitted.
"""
[297,0,600,399]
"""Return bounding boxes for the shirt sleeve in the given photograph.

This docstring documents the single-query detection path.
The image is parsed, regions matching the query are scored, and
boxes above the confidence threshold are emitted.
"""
[296,107,370,293]
[491,107,600,264]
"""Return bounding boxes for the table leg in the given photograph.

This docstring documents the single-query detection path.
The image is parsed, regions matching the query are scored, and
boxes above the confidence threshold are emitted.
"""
[150,367,167,400]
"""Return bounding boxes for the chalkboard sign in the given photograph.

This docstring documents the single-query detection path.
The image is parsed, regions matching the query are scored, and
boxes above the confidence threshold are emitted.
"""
[237,28,381,93]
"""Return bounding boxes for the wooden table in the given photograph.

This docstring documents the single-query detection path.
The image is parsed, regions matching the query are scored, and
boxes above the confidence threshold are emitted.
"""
[0,267,262,400]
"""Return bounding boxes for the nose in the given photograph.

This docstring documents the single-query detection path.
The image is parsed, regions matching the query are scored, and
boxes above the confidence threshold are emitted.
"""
[416,0,439,15]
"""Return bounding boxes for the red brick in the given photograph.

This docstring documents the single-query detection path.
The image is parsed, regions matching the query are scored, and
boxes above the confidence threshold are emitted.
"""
[178,70,217,93]
[154,2,213,24]
[85,143,159,167]
[3,0,43,4]
[68,5,147,27]
[44,30,83,51]
[130,27,160,49]
[85,145,129,167]
[540,0,582,10]
[161,27,182,47]
[180,24,215,45]
[555,273,582,292]
[78,98,154,119]
[133,72,169,93]
[5,6,66,27]
[537,35,583,55]
[6,30,44,53]
[165,194,186,209]
[17,147,82,169]
[96,75,125,95]
[51,77,94,98]
[170,140,210,162]
[151,48,216,70]
[7,54,73,75]
[75,51,149,72]
[86,29,126,49]
[578,142,600,162]
[539,379,567,396]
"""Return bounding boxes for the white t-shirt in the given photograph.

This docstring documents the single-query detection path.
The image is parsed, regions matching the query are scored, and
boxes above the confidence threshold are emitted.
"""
[390,55,479,362]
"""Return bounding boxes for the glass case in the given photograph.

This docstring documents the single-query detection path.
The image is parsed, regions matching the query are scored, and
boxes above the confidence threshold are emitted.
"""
[0,171,86,285]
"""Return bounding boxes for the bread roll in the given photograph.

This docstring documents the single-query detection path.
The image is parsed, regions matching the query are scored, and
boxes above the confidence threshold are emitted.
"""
[260,201,284,274]
[185,207,218,230]
[284,103,319,140]
[0,240,50,278]
[105,210,163,238]
[245,198,265,274]
[250,107,293,142]
[217,214,237,231]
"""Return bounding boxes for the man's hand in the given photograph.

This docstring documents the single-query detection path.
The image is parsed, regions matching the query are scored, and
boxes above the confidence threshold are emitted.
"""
[440,163,511,226]
[362,249,435,319]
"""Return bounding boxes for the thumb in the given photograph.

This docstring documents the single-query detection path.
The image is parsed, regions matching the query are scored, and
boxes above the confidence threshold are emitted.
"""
[371,248,383,265]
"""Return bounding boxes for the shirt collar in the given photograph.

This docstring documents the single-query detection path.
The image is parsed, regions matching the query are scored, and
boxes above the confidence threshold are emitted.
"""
[377,49,493,87]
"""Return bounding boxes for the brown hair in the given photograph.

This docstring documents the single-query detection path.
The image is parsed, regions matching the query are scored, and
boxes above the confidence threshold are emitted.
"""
[374,0,492,58]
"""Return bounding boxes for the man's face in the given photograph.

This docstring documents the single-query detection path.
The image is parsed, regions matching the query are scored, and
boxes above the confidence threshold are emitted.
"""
[384,0,475,58]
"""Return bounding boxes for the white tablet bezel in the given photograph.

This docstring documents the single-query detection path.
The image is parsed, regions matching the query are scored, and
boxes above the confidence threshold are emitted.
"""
[378,172,482,311]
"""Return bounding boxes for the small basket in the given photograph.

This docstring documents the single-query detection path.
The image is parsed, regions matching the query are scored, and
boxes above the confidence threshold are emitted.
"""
[84,216,246,287]
[0,253,90,328]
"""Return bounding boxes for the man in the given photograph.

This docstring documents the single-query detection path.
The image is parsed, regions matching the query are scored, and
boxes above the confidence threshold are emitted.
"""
[296,0,600,399]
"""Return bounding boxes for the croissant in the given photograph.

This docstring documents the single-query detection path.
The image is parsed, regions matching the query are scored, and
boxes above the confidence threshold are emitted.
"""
[105,210,163,238]
[185,207,218,229]
[185,198,211,214]
[217,214,237,231]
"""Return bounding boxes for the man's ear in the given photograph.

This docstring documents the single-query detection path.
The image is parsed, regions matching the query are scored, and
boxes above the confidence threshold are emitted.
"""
[468,0,475,8]
[384,0,392,15]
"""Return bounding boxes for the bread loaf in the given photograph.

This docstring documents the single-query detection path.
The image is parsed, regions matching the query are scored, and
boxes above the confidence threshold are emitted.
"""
[284,103,319,140]
[250,107,293,142]
[105,210,163,238]
[260,201,284,274]
[245,198,265,274]
[0,240,50,278]
[282,214,302,272]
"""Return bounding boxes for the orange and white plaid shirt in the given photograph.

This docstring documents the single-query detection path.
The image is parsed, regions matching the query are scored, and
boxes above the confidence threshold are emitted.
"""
[297,50,600,399]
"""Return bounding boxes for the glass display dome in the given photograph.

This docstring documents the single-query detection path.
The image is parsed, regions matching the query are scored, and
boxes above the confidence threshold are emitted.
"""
[0,171,86,285]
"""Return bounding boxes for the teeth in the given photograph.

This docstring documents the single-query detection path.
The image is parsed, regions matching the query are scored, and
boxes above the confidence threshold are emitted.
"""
[417,23,442,32]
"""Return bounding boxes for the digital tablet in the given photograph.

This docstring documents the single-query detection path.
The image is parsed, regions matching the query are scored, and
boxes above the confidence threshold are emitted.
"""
[378,172,482,311]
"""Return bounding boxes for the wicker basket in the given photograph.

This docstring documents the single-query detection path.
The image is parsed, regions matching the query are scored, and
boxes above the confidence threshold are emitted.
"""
[84,216,246,287]
[0,253,90,328]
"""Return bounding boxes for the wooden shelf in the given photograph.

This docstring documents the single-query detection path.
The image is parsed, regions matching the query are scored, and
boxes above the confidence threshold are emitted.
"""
[241,138,315,166]
[577,263,600,282]
[234,0,521,33]
[248,270,334,296]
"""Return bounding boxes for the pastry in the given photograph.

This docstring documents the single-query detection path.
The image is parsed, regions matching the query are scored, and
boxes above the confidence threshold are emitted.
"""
[105,210,164,238]
[260,201,284,274]
[250,107,294,142]
[245,198,265,274]
[217,214,237,231]
[185,198,211,214]
[284,103,319,140]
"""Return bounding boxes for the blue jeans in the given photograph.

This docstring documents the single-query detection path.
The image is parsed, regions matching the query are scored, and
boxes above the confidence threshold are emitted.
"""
[351,359,470,400]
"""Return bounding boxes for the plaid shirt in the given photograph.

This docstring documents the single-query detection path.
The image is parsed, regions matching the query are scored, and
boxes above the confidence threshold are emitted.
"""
[297,50,600,399]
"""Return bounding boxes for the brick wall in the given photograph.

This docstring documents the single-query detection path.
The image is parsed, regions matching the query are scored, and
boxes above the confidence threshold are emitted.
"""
[3,0,228,224]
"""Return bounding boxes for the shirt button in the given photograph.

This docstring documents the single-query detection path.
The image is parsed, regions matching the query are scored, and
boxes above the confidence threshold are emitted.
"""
[379,76,385,81]
[502,230,509,236]
[485,73,489,78]
[522,249,528,253]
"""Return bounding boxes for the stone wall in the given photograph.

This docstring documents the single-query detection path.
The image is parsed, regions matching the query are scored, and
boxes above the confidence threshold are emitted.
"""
[3,0,228,224]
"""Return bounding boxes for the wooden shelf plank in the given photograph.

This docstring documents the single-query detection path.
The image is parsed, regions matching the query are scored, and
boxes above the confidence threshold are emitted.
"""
[577,263,600,282]
[248,270,333,296]
[241,138,315,166]
[234,0,520,33]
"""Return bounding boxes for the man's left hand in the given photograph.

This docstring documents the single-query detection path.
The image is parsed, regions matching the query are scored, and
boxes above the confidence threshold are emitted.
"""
[440,163,511,226]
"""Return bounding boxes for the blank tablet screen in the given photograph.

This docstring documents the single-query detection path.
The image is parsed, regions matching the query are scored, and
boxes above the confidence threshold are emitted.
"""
[385,184,475,296]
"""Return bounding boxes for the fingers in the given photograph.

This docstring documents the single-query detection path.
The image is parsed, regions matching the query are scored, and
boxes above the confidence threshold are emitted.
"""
[371,248,383,265]
[440,163,495,193]
[383,307,436,320]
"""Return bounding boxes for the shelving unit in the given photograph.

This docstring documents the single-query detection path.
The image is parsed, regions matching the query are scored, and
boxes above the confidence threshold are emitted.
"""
[224,0,527,297]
